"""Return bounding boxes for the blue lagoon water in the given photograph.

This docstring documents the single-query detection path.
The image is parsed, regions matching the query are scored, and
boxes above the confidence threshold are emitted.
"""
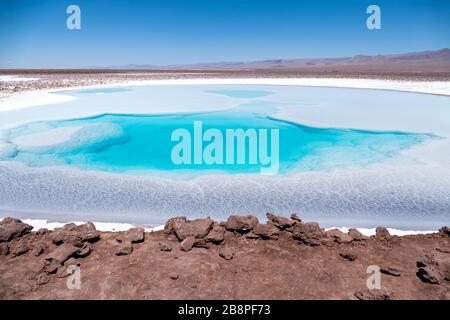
[1,104,430,176]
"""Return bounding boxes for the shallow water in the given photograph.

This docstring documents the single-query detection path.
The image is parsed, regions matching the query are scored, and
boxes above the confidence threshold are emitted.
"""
[0,88,432,176]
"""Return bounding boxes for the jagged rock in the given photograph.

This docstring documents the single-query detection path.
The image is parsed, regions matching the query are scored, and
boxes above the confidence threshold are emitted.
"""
[0,243,9,256]
[204,225,225,243]
[290,213,302,222]
[439,226,450,237]
[326,229,353,244]
[124,227,145,243]
[173,218,214,241]
[348,228,369,241]
[64,257,80,267]
[159,242,172,252]
[10,242,28,257]
[375,227,391,240]
[76,243,92,257]
[417,254,439,268]
[266,213,296,230]
[435,245,450,254]
[115,244,133,256]
[45,243,79,264]
[245,231,260,239]
[292,222,325,246]
[354,289,393,300]
[164,217,187,235]
[44,260,60,274]
[444,269,450,281]
[193,238,208,248]
[253,223,280,239]
[225,215,259,233]
[219,247,234,260]
[340,252,358,261]
[33,245,44,257]
[380,267,401,277]
[417,266,443,284]
[180,236,196,252]
[36,273,50,285]
[56,266,71,278]
[51,222,100,247]
[36,228,49,235]
[0,217,33,242]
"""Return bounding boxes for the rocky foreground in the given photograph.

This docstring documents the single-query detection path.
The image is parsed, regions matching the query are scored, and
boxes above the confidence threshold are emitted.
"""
[0,214,449,300]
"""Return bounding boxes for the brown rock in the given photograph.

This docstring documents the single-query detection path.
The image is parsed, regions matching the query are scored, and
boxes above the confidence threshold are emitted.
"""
[169,273,179,280]
[219,247,234,260]
[292,222,325,246]
[253,223,280,240]
[354,289,393,300]
[10,242,28,257]
[0,217,33,242]
[417,266,443,284]
[204,225,225,243]
[266,213,296,230]
[435,245,450,254]
[180,236,196,252]
[245,231,260,239]
[159,242,172,252]
[76,243,92,258]
[224,215,259,233]
[36,273,50,285]
[340,252,358,261]
[64,257,80,267]
[439,226,450,237]
[44,260,60,274]
[290,213,302,222]
[115,244,133,256]
[164,217,187,235]
[0,243,9,256]
[51,222,100,247]
[124,227,145,243]
[380,267,401,277]
[56,266,71,278]
[348,228,369,241]
[375,227,391,239]
[326,229,353,244]
[417,254,439,268]
[32,245,44,257]
[173,218,214,241]
[45,243,79,264]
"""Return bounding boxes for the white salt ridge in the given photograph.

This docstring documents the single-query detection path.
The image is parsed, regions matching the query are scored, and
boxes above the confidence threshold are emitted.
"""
[0,75,40,82]
[1,78,450,114]
[11,123,126,153]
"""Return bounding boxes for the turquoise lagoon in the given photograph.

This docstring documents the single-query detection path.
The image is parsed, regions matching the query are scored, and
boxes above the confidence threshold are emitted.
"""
[0,88,432,176]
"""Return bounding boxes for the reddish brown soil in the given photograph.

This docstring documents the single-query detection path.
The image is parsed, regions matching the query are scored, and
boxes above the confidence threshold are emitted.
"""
[0,216,449,300]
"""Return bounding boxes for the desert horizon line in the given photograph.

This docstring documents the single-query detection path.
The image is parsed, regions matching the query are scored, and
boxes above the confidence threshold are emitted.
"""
[1,48,449,71]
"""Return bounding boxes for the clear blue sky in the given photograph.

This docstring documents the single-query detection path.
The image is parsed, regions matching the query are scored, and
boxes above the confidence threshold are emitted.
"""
[0,0,449,68]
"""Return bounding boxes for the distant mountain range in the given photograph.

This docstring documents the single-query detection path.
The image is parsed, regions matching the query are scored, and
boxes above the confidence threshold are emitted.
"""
[110,48,450,72]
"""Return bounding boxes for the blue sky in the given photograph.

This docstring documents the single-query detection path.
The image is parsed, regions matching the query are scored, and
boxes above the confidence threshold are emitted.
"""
[0,0,449,68]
